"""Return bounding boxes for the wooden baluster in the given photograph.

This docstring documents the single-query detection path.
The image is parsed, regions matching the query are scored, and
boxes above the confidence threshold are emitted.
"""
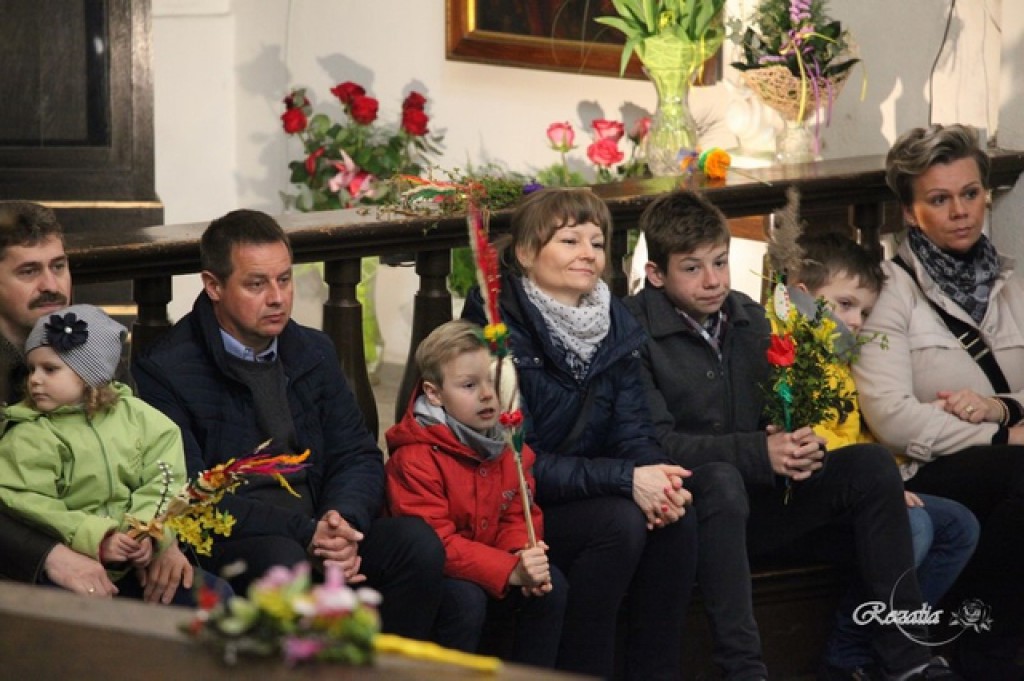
[324,258,378,439]
[396,249,452,424]
[850,201,885,261]
[130,276,172,360]
[609,226,629,298]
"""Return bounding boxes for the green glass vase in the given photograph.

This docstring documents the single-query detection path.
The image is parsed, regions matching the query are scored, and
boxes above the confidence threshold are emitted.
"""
[642,64,699,177]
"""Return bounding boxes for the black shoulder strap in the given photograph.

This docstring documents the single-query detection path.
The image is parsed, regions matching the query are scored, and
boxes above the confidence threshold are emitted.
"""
[557,384,598,451]
[892,255,1010,393]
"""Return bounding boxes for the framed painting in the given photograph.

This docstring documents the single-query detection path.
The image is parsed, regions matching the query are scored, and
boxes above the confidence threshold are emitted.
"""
[445,0,720,82]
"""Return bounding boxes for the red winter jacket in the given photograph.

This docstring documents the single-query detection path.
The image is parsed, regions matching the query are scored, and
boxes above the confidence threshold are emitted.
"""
[385,397,542,598]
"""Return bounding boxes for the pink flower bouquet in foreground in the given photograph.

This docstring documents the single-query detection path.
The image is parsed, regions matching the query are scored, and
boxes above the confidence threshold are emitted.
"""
[184,562,502,671]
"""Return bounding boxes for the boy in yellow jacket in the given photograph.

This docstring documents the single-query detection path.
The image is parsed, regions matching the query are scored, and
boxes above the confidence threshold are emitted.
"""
[788,233,979,677]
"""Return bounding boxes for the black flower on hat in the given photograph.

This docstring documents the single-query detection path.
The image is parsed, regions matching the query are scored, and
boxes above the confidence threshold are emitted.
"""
[44,313,89,352]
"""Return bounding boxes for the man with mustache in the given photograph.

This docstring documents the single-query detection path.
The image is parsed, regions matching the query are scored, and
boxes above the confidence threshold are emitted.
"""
[0,202,90,586]
[0,202,195,603]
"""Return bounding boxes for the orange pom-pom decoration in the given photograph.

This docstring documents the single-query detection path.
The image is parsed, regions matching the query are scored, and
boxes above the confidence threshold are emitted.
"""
[698,148,731,180]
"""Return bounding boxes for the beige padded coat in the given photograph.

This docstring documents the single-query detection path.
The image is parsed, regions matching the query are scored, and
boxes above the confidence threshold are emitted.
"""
[853,239,1024,480]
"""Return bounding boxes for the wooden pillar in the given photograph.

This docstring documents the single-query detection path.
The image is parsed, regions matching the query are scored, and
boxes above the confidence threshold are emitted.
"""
[396,249,452,424]
[609,226,629,297]
[130,276,171,359]
[324,258,378,439]
[850,201,885,261]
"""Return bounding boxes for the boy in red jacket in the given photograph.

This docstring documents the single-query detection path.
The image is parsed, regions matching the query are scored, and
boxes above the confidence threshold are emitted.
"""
[385,319,566,667]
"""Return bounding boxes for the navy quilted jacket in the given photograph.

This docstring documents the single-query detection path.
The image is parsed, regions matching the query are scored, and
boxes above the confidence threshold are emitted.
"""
[133,293,384,547]
[463,274,667,504]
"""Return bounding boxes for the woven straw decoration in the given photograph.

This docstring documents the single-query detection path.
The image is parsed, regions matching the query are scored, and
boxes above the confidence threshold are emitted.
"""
[740,65,851,122]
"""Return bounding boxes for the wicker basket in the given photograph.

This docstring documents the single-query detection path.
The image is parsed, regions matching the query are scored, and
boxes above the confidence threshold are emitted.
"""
[740,65,851,122]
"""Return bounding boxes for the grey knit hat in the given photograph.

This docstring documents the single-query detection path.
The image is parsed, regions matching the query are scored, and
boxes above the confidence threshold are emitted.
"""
[24,304,127,387]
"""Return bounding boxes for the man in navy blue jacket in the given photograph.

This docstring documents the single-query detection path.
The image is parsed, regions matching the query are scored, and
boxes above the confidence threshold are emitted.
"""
[133,209,443,639]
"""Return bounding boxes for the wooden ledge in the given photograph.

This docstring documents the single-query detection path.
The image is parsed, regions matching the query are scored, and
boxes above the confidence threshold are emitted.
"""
[0,581,588,680]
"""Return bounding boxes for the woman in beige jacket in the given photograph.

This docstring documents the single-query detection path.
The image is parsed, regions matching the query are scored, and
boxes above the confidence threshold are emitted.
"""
[854,123,1024,678]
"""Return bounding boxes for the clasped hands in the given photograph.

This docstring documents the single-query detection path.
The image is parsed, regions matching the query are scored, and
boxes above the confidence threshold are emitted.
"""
[105,532,199,604]
[632,464,692,531]
[48,532,195,604]
[765,425,826,481]
[309,509,367,584]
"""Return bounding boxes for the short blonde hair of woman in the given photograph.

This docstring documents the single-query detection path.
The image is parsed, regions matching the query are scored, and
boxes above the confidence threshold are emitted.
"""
[509,188,612,276]
[415,319,489,387]
[885,124,990,208]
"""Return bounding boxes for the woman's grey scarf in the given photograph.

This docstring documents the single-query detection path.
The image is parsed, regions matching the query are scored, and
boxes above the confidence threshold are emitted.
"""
[521,276,611,378]
[907,226,1000,324]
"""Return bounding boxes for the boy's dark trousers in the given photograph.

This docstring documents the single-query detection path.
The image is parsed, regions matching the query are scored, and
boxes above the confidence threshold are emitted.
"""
[434,567,568,668]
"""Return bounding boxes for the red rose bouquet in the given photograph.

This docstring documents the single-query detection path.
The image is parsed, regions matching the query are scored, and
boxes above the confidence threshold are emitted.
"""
[280,82,444,211]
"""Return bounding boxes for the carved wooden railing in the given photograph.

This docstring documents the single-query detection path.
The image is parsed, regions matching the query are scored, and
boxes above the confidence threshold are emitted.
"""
[65,152,1024,438]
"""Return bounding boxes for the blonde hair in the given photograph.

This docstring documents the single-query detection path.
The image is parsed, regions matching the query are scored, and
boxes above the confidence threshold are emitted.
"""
[415,320,489,386]
[885,124,990,207]
[82,384,120,417]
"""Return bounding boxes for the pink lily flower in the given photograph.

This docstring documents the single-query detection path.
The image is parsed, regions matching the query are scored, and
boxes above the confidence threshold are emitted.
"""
[327,151,359,194]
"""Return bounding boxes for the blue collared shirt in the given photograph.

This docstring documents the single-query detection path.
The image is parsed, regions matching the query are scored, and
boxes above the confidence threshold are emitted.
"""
[219,329,279,363]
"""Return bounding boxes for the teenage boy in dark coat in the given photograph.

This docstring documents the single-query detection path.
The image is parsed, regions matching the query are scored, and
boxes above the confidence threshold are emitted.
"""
[624,191,960,681]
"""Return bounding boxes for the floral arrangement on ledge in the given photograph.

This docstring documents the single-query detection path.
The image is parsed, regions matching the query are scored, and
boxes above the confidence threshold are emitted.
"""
[595,0,727,75]
[185,561,501,671]
[730,0,859,124]
[542,118,650,184]
[280,82,444,211]
[542,119,731,183]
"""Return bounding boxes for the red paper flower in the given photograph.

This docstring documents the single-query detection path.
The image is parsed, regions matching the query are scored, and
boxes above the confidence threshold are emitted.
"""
[586,138,625,168]
[402,91,427,111]
[329,81,365,106]
[305,147,326,176]
[546,121,575,152]
[281,107,307,134]
[591,118,625,142]
[281,81,443,211]
[349,95,379,125]
[197,583,221,611]
[499,409,524,428]
[766,334,797,367]
[401,107,429,136]
[629,116,651,144]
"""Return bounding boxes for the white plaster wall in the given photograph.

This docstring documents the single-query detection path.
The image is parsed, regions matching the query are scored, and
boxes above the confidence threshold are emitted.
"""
[992,0,1024,262]
[152,1,236,321]
[150,0,1011,345]
[152,0,1005,212]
